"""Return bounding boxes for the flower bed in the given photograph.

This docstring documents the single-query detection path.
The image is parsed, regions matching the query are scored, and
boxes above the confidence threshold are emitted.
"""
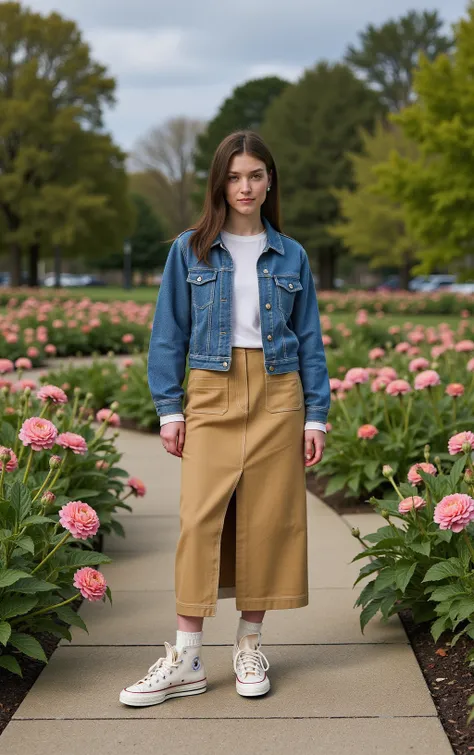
[317,290,473,315]
[349,439,474,733]
[0,294,153,364]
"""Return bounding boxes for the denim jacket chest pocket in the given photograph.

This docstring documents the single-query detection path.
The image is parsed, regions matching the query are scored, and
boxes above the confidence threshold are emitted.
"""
[273,275,303,317]
[186,268,217,309]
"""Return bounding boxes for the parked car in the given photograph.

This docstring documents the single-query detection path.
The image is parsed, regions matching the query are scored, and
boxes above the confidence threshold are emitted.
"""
[42,273,107,287]
[376,275,401,291]
[448,282,474,294]
[409,274,456,292]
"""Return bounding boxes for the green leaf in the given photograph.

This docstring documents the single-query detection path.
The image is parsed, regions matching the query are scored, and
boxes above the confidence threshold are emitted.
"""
[324,474,347,496]
[395,560,417,592]
[1,421,17,447]
[0,594,39,620]
[21,515,57,526]
[61,551,112,568]
[360,598,382,634]
[67,489,100,498]
[0,569,33,588]
[55,606,88,632]
[449,456,467,487]
[373,566,398,593]
[399,482,418,497]
[0,654,22,676]
[14,536,35,555]
[0,620,12,646]
[431,615,449,643]
[429,583,466,602]
[422,557,465,582]
[409,540,431,557]
[109,468,130,478]
[8,631,47,662]
[364,460,379,480]
[353,558,384,586]
[9,482,32,523]
[9,577,57,593]
[109,519,125,538]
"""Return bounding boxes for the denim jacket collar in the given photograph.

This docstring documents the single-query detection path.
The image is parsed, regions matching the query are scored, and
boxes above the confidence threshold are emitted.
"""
[210,215,285,255]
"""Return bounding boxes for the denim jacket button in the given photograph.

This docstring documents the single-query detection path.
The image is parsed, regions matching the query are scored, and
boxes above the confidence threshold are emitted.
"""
[222,361,228,367]
[289,283,294,289]
[269,366,275,371]
[263,268,269,274]
[267,334,272,341]
[197,276,202,282]
[265,303,271,309]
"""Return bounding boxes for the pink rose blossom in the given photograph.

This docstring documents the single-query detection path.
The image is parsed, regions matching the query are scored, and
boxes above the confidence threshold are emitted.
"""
[445,383,465,398]
[408,357,430,372]
[345,367,369,385]
[398,496,427,514]
[369,347,385,360]
[128,476,147,497]
[26,346,40,358]
[122,333,135,344]
[414,370,441,390]
[19,417,58,451]
[430,345,446,359]
[357,424,379,439]
[322,334,332,346]
[0,446,18,472]
[73,567,107,601]
[95,408,121,427]
[455,340,474,352]
[59,500,100,539]
[448,431,474,455]
[434,493,474,532]
[385,379,412,396]
[37,385,69,404]
[378,366,398,381]
[407,463,437,485]
[44,344,57,355]
[123,358,133,367]
[395,342,410,353]
[329,378,342,391]
[56,432,88,455]
[371,376,391,392]
[467,358,474,372]
[0,359,14,374]
[14,357,32,369]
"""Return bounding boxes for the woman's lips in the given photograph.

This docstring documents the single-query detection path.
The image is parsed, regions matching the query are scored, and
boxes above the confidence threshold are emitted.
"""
[239,199,254,202]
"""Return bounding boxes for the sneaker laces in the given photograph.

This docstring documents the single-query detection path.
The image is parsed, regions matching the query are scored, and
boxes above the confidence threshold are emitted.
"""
[233,645,270,677]
[138,642,182,684]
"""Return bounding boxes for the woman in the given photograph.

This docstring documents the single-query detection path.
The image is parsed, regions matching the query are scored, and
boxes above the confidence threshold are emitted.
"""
[120,130,330,707]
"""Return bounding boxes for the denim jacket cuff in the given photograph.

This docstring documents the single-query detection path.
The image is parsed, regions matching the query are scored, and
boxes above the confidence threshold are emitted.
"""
[154,400,183,416]
[304,407,329,423]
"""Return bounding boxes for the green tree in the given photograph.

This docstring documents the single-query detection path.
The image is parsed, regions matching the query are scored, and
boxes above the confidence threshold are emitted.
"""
[260,62,383,289]
[96,193,168,281]
[329,120,421,288]
[0,2,133,286]
[192,77,290,211]
[374,3,474,274]
[345,10,454,112]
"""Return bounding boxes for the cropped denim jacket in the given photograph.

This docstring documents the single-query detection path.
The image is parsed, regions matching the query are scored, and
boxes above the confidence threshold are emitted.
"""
[147,216,331,424]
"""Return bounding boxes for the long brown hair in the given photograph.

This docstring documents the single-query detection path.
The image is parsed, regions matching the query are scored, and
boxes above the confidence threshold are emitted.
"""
[180,130,282,265]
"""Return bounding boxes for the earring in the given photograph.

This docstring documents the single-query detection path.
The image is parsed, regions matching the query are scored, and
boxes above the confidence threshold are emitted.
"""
[267,186,271,192]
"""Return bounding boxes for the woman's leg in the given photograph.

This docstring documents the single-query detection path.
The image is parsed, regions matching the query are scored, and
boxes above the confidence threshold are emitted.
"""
[241,610,265,623]
[177,613,204,631]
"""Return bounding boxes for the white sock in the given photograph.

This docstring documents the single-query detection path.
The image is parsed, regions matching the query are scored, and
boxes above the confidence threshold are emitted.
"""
[236,618,263,643]
[175,630,203,652]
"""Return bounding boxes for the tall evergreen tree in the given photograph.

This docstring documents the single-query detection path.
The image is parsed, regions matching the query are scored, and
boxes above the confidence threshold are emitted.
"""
[260,62,383,289]
[345,10,454,111]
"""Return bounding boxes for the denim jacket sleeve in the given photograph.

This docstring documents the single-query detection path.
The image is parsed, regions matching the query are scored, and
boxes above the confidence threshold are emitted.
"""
[147,235,191,416]
[290,246,331,424]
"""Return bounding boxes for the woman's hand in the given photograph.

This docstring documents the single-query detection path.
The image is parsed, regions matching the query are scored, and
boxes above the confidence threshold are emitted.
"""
[304,429,325,467]
[160,421,186,458]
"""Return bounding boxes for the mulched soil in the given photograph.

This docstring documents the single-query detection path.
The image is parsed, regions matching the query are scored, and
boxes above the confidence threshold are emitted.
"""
[306,472,474,753]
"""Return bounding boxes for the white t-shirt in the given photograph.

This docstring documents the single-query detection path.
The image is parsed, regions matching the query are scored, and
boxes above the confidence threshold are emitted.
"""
[160,229,326,433]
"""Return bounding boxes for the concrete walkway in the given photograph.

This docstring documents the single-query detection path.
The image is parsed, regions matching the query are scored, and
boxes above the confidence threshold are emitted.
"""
[0,427,453,754]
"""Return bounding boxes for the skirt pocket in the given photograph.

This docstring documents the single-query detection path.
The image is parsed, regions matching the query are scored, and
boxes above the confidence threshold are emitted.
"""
[265,371,303,413]
[185,376,229,415]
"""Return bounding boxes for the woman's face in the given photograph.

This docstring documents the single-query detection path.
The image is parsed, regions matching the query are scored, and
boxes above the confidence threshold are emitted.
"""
[224,153,271,217]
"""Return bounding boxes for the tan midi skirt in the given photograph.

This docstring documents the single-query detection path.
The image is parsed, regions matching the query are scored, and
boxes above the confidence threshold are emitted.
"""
[175,347,309,617]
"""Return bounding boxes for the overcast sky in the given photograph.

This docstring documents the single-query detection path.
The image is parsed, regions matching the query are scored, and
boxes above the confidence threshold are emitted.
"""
[23,0,468,154]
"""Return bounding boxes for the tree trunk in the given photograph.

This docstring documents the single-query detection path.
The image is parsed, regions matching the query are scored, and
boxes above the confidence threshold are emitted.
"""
[28,243,40,287]
[318,252,336,291]
[10,244,22,287]
[54,245,62,287]
[400,254,412,290]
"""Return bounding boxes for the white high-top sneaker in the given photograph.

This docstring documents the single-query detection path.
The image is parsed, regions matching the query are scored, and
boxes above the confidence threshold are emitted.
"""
[232,632,270,697]
[119,641,207,707]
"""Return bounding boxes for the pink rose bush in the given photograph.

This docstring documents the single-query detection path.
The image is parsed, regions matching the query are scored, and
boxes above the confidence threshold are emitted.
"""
[0,377,141,676]
[352,435,474,659]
